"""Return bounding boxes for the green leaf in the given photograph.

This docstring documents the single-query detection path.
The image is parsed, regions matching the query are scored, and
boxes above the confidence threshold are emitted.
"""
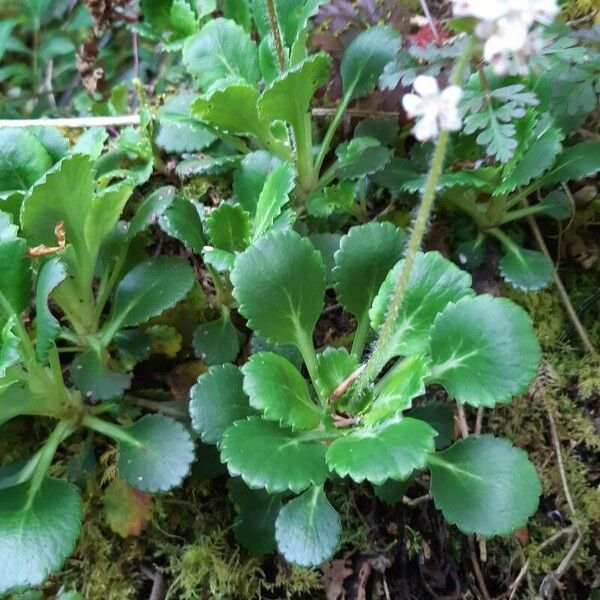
[203,247,236,272]
[251,334,303,370]
[539,190,573,221]
[334,222,406,323]
[190,364,254,445]
[158,196,205,253]
[428,296,541,407]
[70,127,108,159]
[326,418,436,485]
[71,349,131,401]
[499,246,553,291]
[156,92,216,153]
[309,233,340,286]
[258,53,331,129]
[363,355,430,426]
[334,137,392,180]
[0,317,20,377]
[252,162,296,241]
[495,126,564,195]
[0,478,82,595]
[206,202,252,252]
[182,18,259,89]
[0,128,53,193]
[542,142,600,187]
[223,0,253,31]
[428,435,541,537]
[306,182,356,218]
[275,485,341,567]
[117,414,195,492]
[370,252,473,359]
[231,230,325,346]
[141,0,174,29]
[228,477,281,555]
[192,83,269,141]
[192,312,240,365]
[234,151,282,216]
[221,417,328,493]
[315,346,358,400]
[129,186,177,238]
[408,402,454,450]
[0,216,30,319]
[106,256,195,333]
[341,26,402,101]
[242,352,320,430]
[176,154,242,178]
[35,258,67,361]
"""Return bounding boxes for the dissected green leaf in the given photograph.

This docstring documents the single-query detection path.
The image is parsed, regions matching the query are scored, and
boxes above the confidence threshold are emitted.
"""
[369,251,473,359]
[192,312,240,365]
[106,256,195,333]
[326,418,436,485]
[0,478,82,595]
[341,26,402,101]
[252,162,295,241]
[221,417,328,493]
[233,151,282,216]
[183,18,259,89]
[228,477,281,555]
[428,435,541,536]
[275,485,341,567]
[35,258,67,361]
[206,202,251,252]
[117,414,195,492]
[428,296,541,407]
[190,364,254,445]
[231,230,325,346]
[242,352,320,430]
[499,246,553,291]
[315,346,358,401]
[363,355,430,426]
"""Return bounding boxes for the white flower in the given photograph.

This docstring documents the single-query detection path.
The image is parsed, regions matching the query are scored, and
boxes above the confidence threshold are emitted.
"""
[402,76,463,142]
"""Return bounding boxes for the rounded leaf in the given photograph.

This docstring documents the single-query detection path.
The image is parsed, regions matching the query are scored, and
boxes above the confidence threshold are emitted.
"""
[192,314,240,365]
[118,414,195,493]
[242,352,321,431]
[428,435,542,537]
[326,418,437,485]
[428,295,541,407]
[190,364,254,445]
[221,417,328,493]
[275,485,341,567]
[499,247,553,291]
[231,230,325,346]
[0,478,82,595]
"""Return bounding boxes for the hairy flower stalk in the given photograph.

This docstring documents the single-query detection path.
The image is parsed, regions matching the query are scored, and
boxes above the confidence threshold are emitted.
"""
[351,37,476,399]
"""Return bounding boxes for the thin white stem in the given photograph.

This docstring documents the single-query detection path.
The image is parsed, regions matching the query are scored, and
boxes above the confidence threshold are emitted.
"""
[0,115,141,128]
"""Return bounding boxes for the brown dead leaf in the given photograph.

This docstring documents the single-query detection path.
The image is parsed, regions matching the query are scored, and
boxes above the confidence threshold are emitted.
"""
[27,221,65,257]
[513,526,530,548]
[323,555,353,600]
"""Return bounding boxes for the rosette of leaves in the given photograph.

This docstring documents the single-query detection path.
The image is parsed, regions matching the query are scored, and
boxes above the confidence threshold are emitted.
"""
[190,226,542,567]
[180,3,400,198]
[0,156,197,593]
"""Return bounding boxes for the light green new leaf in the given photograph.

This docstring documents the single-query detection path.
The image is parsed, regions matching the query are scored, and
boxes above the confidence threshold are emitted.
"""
[315,346,358,400]
[252,162,296,241]
[499,246,553,291]
[182,18,259,89]
[341,26,402,101]
[106,256,195,334]
[190,364,254,445]
[242,352,320,430]
[221,417,328,493]
[206,202,252,252]
[428,435,541,537]
[117,414,195,492]
[35,257,67,361]
[428,295,541,407]
[370,251,473,359]
[258,53,331,128]
[0,478,82,595]
[192,312,240,365]
[231,230,325,346]
[542,142,600,187]
[363,355,430,426]
[228,477,281,556]
[158,196,205,254]
[326,418,436,485]
[275,485,341,567]
[0,127,53,193]
[233,151,282,216]
[334,222,406,321]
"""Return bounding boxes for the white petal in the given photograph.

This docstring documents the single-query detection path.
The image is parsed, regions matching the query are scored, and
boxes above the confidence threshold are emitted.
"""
[413,113,439,141]
[402,93,425,117]
[440,85,463,106]
[413,75,439,98]
[497,18,529,51]
[439,107,463,132]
